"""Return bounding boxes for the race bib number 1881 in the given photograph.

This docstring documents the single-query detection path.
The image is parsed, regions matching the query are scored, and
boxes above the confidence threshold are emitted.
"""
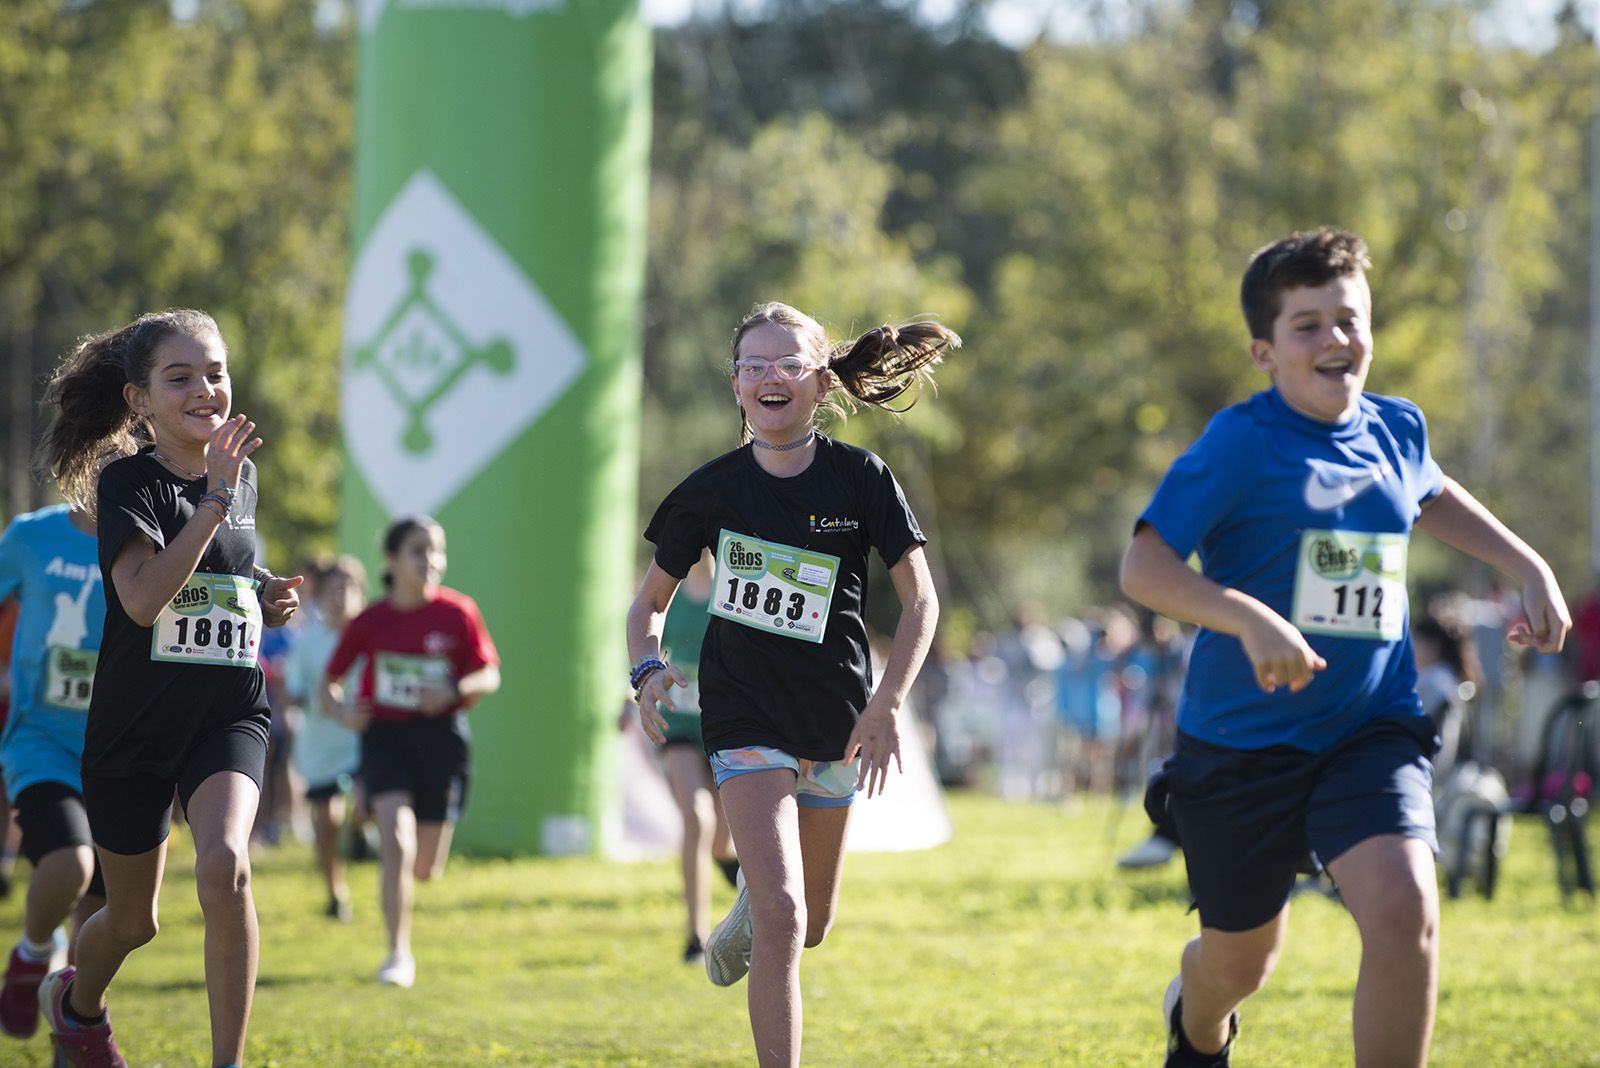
[709,530,839,644]
[1292,529,1407,641]
[151,573,262,667]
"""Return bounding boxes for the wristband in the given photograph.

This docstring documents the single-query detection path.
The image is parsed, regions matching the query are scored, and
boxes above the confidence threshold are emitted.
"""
[629,656,668,692]
[253,565,275,585]
[198,498,227,520]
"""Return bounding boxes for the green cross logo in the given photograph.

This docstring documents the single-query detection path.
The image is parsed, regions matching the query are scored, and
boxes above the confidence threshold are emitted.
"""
[350,250,516,454]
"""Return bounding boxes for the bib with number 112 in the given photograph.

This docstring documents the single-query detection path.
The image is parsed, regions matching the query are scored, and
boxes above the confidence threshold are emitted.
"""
[151,572,263,666]
[1292,529,1407,641]
[709,530,839,644]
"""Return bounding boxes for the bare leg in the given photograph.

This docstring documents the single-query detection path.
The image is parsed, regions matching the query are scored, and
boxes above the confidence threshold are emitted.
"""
[186,771,262,1068]
[796,805,850,948]
[664,746,716,944]
[309,795,349,906]
[1177,908,1289,1055]
[1326,835,1439,1068]
[372,792,416,961]
[68,845,166,1018]
[22,846,95,946]
[412,820,454,882]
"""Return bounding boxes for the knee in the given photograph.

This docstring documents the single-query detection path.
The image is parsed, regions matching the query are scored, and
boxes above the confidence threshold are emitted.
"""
[106,908,159,950]
[803,908,835,949]
[1195,943,1278,1001]
[752,885,805,947]
[194,844,252,907]
[1359,877,1439,954]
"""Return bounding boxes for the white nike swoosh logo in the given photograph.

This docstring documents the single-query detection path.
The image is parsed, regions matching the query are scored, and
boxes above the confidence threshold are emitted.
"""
[1303,467,1384,510]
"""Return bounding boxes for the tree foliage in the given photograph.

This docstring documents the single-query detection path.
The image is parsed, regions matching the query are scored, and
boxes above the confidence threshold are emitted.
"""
[2,0,1595,625]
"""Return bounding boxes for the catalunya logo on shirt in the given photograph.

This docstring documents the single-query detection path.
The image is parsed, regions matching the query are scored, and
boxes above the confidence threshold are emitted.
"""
[1302,458,1391,512]
[807,514,860,534]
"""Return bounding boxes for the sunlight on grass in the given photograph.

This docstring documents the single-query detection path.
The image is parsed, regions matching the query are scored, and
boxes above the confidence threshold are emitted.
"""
[0,792,1594,1066]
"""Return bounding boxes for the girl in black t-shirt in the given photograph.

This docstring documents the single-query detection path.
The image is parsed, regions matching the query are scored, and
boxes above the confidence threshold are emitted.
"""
[32,310,302,1068]
[626,301,957,1068]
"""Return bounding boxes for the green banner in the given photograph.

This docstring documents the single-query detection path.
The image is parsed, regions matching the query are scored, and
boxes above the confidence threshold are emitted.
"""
[340,0,650,854]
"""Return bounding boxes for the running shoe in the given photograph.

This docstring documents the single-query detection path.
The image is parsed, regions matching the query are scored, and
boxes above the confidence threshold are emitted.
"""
[39,967,127,1067]
[325,895,353,923]
[683,936,705,965]
[704,868,752,987]
[0,945,48,1037]
[1117,833,1179,869]
[376,954,416,988]
[1163,975,1237,1068]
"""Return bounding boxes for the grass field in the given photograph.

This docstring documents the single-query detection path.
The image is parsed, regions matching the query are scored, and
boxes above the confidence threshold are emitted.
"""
[0,791,1595,1067]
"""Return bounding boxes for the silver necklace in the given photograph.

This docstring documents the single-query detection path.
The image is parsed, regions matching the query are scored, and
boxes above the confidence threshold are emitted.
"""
[751,429,816,453]
[151,449,205,480]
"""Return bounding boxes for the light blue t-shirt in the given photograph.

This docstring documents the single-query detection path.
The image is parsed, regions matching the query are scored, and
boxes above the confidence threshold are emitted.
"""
[1139,389,1444,753]
[282,614,361,789]
[0,505,105,797]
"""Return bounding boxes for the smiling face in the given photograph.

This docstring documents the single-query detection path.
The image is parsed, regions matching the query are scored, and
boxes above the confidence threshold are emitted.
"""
[731,322,829,444]
[1250,271,1373,424]
[387,523,447,600]
[124,330,231,452]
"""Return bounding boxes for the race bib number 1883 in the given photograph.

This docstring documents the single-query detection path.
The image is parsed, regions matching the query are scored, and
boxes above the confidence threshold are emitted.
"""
[1292,529,1408,641]
[709,530,840,644]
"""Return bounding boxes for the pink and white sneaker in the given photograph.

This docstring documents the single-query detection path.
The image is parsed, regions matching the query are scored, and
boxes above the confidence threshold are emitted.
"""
[0,945,48,1038]
[39,967,127,1068]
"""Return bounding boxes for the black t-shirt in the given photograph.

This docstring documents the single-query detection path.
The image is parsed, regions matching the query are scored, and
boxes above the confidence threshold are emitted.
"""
[86,449,269,779]
[644,435,925,760]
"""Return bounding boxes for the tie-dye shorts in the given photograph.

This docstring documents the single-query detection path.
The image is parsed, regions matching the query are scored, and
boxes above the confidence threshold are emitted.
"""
[708,746,858,808]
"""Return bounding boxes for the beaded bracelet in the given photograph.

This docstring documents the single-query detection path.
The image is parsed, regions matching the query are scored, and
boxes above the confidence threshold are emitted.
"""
[199,491,232,516]
[630,656,668,693]
[197,498,228,520]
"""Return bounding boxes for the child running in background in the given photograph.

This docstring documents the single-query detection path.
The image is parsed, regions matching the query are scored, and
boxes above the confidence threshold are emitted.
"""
[628,302,955,1068]
[322,516,500,989]
[622,549,739,965]
[282,555,369,923]
[1120,229,1568,1068]
[0,498,107,1042]
[33,309,303,1068]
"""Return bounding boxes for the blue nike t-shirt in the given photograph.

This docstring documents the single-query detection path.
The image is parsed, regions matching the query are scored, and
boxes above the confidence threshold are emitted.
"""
[1139,388,1444,753]
[0,504,105,797]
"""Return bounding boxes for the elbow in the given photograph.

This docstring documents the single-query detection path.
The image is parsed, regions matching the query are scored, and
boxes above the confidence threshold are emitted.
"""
[1119,548,1152,608]
[127,601,161,629]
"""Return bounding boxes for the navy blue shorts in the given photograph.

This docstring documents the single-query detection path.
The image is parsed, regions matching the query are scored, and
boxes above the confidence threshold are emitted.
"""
[1158,714,1438,932]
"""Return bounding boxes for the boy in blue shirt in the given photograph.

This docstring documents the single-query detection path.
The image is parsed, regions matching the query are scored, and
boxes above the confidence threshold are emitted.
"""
[1121,228,1569,1068]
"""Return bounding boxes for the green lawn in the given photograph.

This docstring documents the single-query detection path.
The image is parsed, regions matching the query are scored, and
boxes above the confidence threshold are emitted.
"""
[1,792,1595,1066]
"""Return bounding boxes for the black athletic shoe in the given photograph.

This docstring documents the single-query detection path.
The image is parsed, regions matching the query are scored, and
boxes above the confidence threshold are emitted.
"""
[716,858,740,889]
[683,936,705,964]
[1163,976,1237,1068]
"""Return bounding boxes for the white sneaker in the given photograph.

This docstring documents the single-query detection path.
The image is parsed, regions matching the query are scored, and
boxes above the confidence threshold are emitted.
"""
[376,954,416,988]
[704,869,752,987]
[1118,834,1179,870]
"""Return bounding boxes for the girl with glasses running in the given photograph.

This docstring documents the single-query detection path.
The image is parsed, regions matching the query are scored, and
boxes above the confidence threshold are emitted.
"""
[627,301,957,1068]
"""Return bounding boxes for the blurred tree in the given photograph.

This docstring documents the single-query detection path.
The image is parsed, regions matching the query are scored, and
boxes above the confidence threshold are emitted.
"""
[0,0,352,569]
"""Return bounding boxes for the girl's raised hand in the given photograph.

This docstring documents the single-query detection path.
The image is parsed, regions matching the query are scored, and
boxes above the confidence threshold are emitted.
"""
[206,414,261,493]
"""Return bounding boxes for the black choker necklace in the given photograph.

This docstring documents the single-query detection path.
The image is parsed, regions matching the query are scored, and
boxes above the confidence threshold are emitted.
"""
[751,430,816,452]
[152,449,205,480]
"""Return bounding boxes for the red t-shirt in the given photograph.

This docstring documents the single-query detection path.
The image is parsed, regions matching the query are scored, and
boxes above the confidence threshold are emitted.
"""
[324,587,499,723]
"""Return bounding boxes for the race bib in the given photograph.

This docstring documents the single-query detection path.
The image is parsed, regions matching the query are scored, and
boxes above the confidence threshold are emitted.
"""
[1292,529,1407,641]
[45,646,97,711]
[709,529,839,644]
[151,573,262,666]
[374,653,452,710]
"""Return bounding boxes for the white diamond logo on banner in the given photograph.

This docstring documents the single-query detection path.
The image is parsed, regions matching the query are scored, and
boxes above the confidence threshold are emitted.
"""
[342,169,585,516]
